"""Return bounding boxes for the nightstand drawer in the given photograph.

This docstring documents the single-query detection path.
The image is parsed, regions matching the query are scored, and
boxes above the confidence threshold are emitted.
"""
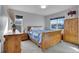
[20,33,29,41]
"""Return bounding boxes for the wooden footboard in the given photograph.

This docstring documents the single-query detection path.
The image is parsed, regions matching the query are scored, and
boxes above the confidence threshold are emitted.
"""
[41,30,62,49]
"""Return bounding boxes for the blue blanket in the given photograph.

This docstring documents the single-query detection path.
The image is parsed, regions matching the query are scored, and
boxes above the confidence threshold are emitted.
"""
[28,30,43,44]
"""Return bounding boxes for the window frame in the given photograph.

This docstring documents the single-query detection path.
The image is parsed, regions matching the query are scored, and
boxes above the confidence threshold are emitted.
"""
[50,16,65,30]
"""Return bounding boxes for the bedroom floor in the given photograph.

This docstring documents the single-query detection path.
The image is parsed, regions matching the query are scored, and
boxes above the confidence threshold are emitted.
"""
[21,40,79,53]
[0,42,1,53]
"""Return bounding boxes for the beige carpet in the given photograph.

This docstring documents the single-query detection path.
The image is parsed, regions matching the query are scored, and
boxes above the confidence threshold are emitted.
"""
[21,40,42,53]
[21,40,79,53]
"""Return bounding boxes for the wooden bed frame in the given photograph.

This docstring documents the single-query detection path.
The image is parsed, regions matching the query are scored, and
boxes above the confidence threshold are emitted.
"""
[41,30,62,49]
[28,26,62,49]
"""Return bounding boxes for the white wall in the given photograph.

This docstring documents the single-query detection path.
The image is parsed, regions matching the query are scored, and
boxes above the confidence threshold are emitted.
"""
[0,6,2,36]
[8,6,79,31]
[0,5,2,53]
[44,6,78,28]
[8,10,45,32]
[78,6,79,18]
[0,5,8,52]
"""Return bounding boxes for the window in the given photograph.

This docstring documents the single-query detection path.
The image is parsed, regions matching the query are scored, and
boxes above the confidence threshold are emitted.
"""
[50,17,65,29]
[50,19,57,29]
[15,15,23,32]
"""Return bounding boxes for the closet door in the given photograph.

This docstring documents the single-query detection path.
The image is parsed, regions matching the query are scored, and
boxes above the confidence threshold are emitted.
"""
[64,18,78,44]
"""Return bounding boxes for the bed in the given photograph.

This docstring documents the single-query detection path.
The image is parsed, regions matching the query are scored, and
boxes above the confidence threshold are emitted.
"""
[27,26,62,49]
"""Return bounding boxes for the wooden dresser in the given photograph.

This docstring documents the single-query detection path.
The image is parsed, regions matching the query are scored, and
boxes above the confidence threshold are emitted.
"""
[63,18,79,44]
[4,33,28,53]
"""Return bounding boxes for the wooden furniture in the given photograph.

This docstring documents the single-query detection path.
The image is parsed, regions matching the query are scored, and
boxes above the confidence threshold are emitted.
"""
[63,18,79,44]
[19,33,29,41]
[41,30,62,49]
[29,30,62,49]
[4,34,21,53]
[4,33,28,53]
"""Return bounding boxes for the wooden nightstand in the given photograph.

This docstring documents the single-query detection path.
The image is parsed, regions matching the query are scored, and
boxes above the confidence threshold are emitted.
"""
[19,33,29,41]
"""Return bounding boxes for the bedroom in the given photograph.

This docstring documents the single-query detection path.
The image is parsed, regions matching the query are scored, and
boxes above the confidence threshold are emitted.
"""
[0,5,79,53]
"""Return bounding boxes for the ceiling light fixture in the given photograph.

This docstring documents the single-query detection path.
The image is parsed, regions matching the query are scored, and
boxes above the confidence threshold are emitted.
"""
[41,5,46,9]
